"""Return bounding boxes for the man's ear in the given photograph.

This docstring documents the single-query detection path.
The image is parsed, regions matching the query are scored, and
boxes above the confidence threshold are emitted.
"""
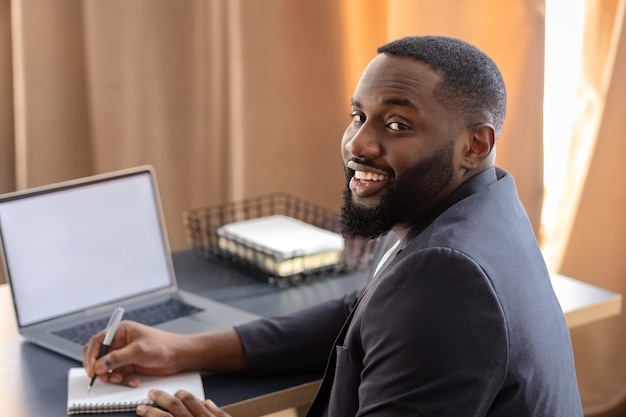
[462,123,496,168]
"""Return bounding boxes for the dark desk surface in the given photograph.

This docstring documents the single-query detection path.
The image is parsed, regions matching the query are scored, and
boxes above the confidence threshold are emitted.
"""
[173,250,369,317]
[0,250,369,417]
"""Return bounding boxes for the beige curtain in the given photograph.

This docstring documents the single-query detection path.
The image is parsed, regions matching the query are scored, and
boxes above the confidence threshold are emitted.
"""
[546,0,626,415]
[1,0,545,253]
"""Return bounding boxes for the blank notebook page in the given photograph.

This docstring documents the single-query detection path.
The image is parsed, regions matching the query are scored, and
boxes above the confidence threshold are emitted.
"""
[67,367,205,414]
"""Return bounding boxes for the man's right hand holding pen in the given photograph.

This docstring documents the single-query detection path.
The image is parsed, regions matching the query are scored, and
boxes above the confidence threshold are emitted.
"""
[82,320,248,416]
[82,320,249,388]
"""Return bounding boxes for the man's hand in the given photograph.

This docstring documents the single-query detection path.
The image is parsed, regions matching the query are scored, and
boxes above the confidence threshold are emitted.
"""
[83,321,190,387]
[136,389,232,417]
[83,320,249,387]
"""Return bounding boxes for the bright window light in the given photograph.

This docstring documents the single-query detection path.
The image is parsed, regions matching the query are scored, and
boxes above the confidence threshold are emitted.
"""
[541,0,585,248]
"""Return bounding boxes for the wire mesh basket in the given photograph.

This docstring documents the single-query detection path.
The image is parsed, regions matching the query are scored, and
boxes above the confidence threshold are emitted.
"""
[183,192,377,287]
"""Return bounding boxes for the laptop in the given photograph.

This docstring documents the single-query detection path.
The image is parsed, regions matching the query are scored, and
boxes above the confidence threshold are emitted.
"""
[0,165,259,361]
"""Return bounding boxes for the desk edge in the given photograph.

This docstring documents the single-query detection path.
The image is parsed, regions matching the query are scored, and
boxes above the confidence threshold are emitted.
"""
[221,379,321,417]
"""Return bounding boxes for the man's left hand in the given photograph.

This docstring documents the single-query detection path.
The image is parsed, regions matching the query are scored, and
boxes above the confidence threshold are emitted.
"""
[135,389,232,417]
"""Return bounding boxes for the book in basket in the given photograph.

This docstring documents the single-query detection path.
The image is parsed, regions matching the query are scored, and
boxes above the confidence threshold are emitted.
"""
[217,214,345,277]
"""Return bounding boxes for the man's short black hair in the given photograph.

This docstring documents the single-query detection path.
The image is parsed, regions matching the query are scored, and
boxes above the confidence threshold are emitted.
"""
[377,36,507,138]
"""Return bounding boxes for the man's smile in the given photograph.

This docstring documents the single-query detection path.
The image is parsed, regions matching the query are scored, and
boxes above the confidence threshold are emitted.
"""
[350,169,389,197]
[354,171,388,181]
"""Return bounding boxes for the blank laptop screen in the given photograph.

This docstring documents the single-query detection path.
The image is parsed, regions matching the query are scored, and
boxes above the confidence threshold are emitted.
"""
[0,171,173,326]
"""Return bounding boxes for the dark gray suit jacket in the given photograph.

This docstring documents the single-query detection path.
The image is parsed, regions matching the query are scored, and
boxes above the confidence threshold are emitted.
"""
[236,168,582,416]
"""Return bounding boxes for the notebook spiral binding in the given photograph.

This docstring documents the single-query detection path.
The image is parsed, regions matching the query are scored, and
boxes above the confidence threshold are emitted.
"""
[183,192,377,287]
[68,400,152,414]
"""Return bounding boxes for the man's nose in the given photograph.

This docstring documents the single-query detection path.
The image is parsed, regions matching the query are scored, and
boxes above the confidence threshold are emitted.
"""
[345,125,381,159]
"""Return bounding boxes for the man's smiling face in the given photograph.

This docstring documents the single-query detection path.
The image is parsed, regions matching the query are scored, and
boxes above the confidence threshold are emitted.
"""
[339,53,468,240]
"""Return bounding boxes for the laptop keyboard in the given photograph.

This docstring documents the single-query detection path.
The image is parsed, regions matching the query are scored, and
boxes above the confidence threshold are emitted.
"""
[52,298,204,345]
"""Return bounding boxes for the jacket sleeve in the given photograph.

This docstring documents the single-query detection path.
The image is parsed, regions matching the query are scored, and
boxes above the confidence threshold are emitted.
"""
[234,235,393,375]
[234,289,360,375]
[350,247,509,416]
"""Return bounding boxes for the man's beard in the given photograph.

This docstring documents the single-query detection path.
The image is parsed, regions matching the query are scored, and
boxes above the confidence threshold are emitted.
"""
[340,143,455,240]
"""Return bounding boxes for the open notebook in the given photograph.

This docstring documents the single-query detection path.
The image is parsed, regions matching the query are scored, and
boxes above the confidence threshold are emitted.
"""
[67,367,204,414]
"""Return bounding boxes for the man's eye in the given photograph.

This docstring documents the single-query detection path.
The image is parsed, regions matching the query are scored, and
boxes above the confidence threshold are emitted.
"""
[351,113,365,123]
[387,121,409,131]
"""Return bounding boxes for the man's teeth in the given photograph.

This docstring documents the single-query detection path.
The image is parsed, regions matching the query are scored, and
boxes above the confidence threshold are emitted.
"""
[354,171,387,181]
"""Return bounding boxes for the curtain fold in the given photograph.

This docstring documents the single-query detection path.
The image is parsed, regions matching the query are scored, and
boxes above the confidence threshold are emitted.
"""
[225,0,348,209]
[0,0,14,195]
[553,0,626,414]
[10,0,92,187]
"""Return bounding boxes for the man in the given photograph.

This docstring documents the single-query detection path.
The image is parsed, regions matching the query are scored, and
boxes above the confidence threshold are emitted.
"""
[84,36,583,416]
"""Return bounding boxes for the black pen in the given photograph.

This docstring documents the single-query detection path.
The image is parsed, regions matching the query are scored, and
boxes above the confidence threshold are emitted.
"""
[87,306,125,392]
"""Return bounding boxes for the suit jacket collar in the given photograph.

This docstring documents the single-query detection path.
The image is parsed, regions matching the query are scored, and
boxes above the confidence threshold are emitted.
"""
[400,167,499,251]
